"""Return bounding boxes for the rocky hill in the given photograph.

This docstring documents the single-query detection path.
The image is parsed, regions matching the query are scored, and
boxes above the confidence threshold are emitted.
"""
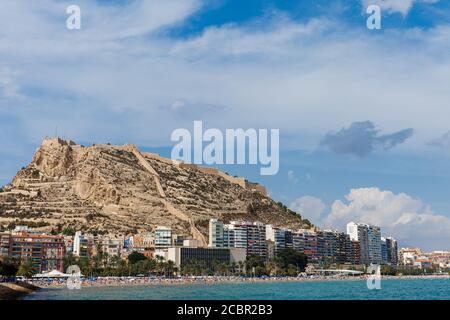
[0,138,309,244]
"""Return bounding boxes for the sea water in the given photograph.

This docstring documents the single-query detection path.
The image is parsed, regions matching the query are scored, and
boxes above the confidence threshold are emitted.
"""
[24,278,450,300]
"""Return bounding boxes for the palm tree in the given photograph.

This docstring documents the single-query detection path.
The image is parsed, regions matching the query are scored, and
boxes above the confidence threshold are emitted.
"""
[164,260,176,277]
[109,255,120,269]
[220,263,230,276]
[17,258,34,278]
[237,261,245,275]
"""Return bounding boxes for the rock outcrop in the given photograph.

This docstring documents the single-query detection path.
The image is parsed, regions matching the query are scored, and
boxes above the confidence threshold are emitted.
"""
[0,138,307,242]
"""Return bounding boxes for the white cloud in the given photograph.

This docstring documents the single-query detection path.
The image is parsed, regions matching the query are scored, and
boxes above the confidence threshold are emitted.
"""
[287,170,299,184]
[323,188,450,250]
[0,67,23,99]
[0,1,450,151]
[290,196,327,224]
[362,0,440,16]
[0,1,448,250]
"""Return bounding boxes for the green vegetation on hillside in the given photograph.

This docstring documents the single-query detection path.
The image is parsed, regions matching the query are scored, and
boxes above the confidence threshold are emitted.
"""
[5,220,50,230]
[276,201,314,228]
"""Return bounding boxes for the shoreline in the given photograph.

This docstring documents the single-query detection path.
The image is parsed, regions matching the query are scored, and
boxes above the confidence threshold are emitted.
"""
[30,274,450,290]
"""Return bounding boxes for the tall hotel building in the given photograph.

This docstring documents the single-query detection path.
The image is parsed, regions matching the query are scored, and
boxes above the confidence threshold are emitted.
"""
[246,222,267,257]
[266,225,287,254]
[73,231,89,257]
[347,222,382,265]
[367,225,382,264]
[381,236,398,265]
[335,232,352,264]
[208,219,224,247]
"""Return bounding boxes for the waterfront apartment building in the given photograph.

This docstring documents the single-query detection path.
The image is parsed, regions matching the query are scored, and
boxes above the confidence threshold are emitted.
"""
[208,219,392,266]
[223,225,235,248]
[347,222,382,265]
[100,238,123,257]
[385,237,398,265]
[367,225,382,264]
[292,231,305,254]
[246,222,267,258]
[266,225,286,254]
[295,229,318,263]
[0,231,65,272]
[350,240,361,265]
[347,222,370,265]
[208,220,267,258]
[317,230,337,262]
[128,233,155,258]
[0,233,10,257]
[316,230,352,264]
[73,231,89,257]
[155,226,172,248]
[208,219,224,247]
[227,221,248,249]
[336,232,352,264]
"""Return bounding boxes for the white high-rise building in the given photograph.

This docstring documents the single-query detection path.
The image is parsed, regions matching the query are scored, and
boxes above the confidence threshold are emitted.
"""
[73,231,89,257]
[266,225,287,253]
[346,222,382,265]
[347,222,369,265]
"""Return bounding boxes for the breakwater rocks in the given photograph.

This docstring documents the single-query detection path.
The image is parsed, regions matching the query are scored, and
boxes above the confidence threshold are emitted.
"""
[0,282,39,300]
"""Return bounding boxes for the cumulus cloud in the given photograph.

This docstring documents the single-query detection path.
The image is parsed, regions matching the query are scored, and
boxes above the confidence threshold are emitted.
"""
[362,0,440,16]
[290,196,327,224]
[322,187,450,250]
[427,131,450,149]
[320,121,414,157]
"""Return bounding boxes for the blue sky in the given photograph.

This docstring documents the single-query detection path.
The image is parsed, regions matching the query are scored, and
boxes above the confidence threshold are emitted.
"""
[1,0,450,250]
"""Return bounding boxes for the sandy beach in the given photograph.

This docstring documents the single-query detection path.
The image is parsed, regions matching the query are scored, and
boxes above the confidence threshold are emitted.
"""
[27,274,450,289]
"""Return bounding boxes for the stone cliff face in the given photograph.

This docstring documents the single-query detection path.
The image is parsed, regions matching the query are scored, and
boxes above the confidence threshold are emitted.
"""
[0,138,306,242]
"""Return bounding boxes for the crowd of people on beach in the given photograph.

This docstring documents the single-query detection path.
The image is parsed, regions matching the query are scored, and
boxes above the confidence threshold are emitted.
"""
[18,273,450,288]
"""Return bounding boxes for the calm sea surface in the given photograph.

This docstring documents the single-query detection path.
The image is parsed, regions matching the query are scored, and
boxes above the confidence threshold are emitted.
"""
[24,278,450,300]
